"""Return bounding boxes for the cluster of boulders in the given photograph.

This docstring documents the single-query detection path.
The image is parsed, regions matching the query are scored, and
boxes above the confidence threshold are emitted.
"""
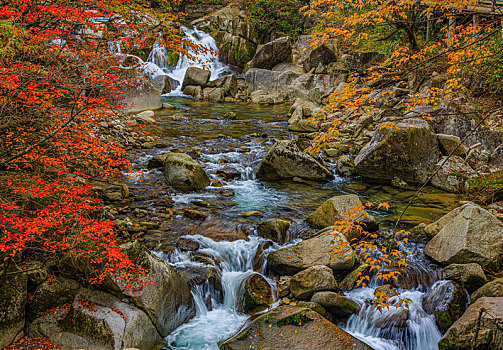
[0,243,195,350]
[182,67,242,103]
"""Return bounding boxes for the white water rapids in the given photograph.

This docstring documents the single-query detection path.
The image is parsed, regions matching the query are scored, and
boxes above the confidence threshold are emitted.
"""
[137,29,448,350]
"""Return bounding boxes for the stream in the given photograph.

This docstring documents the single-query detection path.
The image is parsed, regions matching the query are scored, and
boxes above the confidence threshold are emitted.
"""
[129,28,462,350]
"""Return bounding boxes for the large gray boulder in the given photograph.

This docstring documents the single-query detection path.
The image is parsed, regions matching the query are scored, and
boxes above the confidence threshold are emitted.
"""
[121,79,162,113]
[425,204,503,269]
[290,265,337,300]
[430,156,477,193]
[256,140,334,181]
[181,67,211,90]
[344,51,385,73]
[306,194,378,233]
[245,68,301,98]
[471,278,503,303]
[422,280,468,331]
[28,288,162,350]
[102,242,196,337]
[163,152,210,191]
[267,229,356,275]
[443,263,487,293]
[219,305,373,350]
[297,35,337,72]
[311,291,360,320]
[0,264,27,349]
[246,37,292,70]
[237,273,274,314]
[354,118,440,185]
[439,297,503,350]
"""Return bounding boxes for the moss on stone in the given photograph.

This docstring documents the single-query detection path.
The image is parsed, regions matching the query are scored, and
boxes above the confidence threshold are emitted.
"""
[276,311,311,327]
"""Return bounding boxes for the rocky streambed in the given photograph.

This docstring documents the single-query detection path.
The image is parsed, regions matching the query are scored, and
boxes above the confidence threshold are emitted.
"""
[112,97,484,350]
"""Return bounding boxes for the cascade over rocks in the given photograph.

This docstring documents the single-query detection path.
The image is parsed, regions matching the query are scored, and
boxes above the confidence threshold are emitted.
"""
[422,280,468,331]
[354,118,440,185]
[219,305,373,350]
[306,194,378,232]
[267,229,356,275]
[425,204,503,269]
[163,152,210,191]
[256,140,334,181]
[439,297,503,350]
[189,217,249,242]
[246,37,293,70]
[290,265,338,300]
[27,242,195,349]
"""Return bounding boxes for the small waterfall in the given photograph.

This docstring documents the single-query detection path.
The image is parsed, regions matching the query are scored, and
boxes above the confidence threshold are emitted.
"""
[159,235,278,350]
[343,266,443,350]
[148,26,231,95]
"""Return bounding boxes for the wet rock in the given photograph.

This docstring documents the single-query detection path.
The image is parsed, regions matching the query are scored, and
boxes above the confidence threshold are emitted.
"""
[182,67,211,90]
[339,264,370,291]
[246,37,292,70]
[438,297,503,350]
[256,219,291,244]
[277,276,292,298]
[354,118,439,185]
[471,278,503,303]
[242,210,262,217]
[344,51,385,73]
[374,284,399,299]
[253,240,274,272]
[219,305,373,350]
[163,152,210,191]
[183,85,202,99]
[425,204,503,269]
[183,208,208,220]
[297,301,326,316]
[176,237,201,252]
[217,167,241,181]
[219,189,235,197]
[203,87,225,102]
[238,273,274,314]
[190,217,249,242]
[311,292,360,320]
[430,156,477,193]
[423,280,468,331]
[443,263,487,293]
[306,194,378,234]
[28,287,162,350]
[208,75,238,97]
[267,229,356,275]
[256,140,334,181]
[290,265,337,300]
[0,264,27,348]
[178,265,223,304]
[437,134,469,156]
[135,110,156,124]
[336,155,355,177]
[374,308,409,329]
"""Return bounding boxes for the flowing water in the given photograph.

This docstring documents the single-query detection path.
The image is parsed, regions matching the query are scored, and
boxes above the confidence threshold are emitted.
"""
[129,28,463,350]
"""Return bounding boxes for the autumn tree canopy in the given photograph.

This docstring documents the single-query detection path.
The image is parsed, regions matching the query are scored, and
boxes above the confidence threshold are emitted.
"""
[0,0,184,290]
